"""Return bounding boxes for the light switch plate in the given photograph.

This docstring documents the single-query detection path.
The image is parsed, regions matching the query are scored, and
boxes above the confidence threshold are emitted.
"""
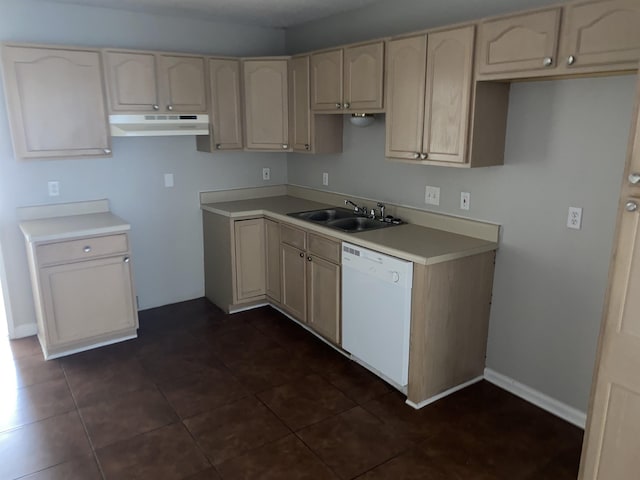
[567,207,583,230]
[425,186,440,205]
[164,173,174,188]
[460,192,470,210]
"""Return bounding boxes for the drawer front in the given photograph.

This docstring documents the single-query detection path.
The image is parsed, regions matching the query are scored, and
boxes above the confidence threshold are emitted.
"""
[37,234,129,266]
[281,224,306,250]
[308,233,341,264]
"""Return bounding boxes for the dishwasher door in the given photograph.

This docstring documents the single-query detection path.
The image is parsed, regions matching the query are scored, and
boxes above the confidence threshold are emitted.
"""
[341,242,413,389]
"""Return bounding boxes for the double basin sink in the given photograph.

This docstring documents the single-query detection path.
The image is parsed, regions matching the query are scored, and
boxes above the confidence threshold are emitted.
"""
[288,207,396,233]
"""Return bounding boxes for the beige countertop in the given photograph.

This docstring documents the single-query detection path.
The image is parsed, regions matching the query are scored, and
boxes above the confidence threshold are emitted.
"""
[20,212,131,243]
[201,195,497,265]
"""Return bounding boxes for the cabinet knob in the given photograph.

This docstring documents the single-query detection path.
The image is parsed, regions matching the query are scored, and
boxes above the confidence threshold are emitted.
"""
[216,144,222,150]
[124,256,130,263]
[343,102,350,109]
[103,148,112,154]
[420,153,427,160]
[304,144,310,151]
[282,144,289,149]
[152,104,159,110]
[543,57,553,67]
[628,173,640,185]
[626,201,638,212]
[299,252,304,258]
[567,55,576,66]
[335,103,342,109]
[307,256,312,262]
[83,246,91,253]
[167,105,174,111]
[413,152,420,159]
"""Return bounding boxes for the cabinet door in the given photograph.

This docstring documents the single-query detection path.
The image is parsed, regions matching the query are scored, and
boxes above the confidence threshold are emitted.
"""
[1,45,110,159]
[385,35,427,160]
[243,59,290,150]
[423,26,475,164]
[209,58,243,150]
[343,42,385,111]
[477,8,561,75]
[562,0,640,71]
[265,219,281,302]
[289,56,312,152]
[281,243,307,322]
[40,255,136,347]
[157,54,207,113]
[234,219,266,301]
[103,51,158,113]
[307,255,340,344]
[310,49,343,112]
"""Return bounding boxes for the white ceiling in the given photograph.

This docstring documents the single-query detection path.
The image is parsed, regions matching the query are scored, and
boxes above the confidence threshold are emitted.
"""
[37,0,386,28]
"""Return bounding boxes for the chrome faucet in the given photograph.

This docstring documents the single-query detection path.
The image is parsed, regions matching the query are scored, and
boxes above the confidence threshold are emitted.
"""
[345,199,367,215]
[377,202,386,220]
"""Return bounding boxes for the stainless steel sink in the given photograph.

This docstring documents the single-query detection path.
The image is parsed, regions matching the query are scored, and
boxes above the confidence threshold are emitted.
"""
[288,208,396,233]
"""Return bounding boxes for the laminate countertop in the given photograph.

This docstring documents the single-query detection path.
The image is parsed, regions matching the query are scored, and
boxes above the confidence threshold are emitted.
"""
[19,212,130,243]
[201,196,498,266]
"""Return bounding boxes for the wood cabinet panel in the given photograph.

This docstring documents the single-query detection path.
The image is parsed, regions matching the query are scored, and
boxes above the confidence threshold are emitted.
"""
[477,8,561,74]
[37,234,128,267]
[281,243,307,322]
[385,35,428,161]
[280,224,306,250]
[208,58,243,150]
[289,56,312,151]
[243,59,290,150]
[1,45,111,159]
[423,26,475,163]
[343,42,384,111]
[234,218,266,301]
[158,54,207,113]
[307,233,341,264]
[307,255,340,344]
[310,49,343,111]
[103,51,158,112]
[265,219,281,302]
[562,0,640,71]
[40,255,136,346]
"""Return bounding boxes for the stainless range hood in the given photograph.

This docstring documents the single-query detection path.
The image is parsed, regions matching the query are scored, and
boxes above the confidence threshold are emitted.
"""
[109,114,209,137]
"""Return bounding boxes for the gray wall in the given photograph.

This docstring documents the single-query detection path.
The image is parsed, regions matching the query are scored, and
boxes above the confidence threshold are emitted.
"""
[0,0,286,333]
[286,10,636,411]
[286,0,558,53]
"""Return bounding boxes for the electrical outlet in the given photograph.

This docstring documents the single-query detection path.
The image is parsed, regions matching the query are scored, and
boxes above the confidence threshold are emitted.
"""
[322,172,329,186]
[567,207,583,230]
[164,173,174,188]
[460,192,470,210]
[262,168,270,181]
[48,181,59,197]
[425,186,440,206]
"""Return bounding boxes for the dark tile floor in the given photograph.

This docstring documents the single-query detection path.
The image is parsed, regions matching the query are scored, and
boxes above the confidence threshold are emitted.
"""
[0,298,584,479]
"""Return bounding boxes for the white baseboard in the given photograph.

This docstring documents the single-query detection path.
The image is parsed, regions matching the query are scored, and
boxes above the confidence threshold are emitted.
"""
[484,368,586,429]
[11,323,37,339]
[405,376,484,410]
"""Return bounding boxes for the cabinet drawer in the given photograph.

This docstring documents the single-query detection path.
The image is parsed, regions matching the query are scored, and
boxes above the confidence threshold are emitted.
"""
[37,234,129,266]
[308,233,341,264]
[281,224,306,250]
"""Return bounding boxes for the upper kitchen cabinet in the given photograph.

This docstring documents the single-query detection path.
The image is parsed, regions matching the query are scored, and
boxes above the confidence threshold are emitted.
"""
[476,8,562,78]
[289,55,343,154]
[560,0,640,73]
[310,41,384,113]
[103,50,206,113]
[197,58,243,152]
[386,26,507,167]
[242,58,291,151]
[1,44,111,159]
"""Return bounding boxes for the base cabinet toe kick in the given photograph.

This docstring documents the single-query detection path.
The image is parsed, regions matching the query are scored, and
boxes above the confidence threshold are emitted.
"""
[203,209,496,407]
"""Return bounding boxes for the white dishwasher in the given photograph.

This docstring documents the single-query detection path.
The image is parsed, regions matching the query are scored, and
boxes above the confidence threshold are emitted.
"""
[341,242,413,391]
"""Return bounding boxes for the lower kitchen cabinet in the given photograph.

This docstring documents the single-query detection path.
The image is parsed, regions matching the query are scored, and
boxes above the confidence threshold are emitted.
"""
[281,242,307,321]
[24,231,138,360]
[265,218,281,302]
[234,218,266,301]
[307,254,340,344]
